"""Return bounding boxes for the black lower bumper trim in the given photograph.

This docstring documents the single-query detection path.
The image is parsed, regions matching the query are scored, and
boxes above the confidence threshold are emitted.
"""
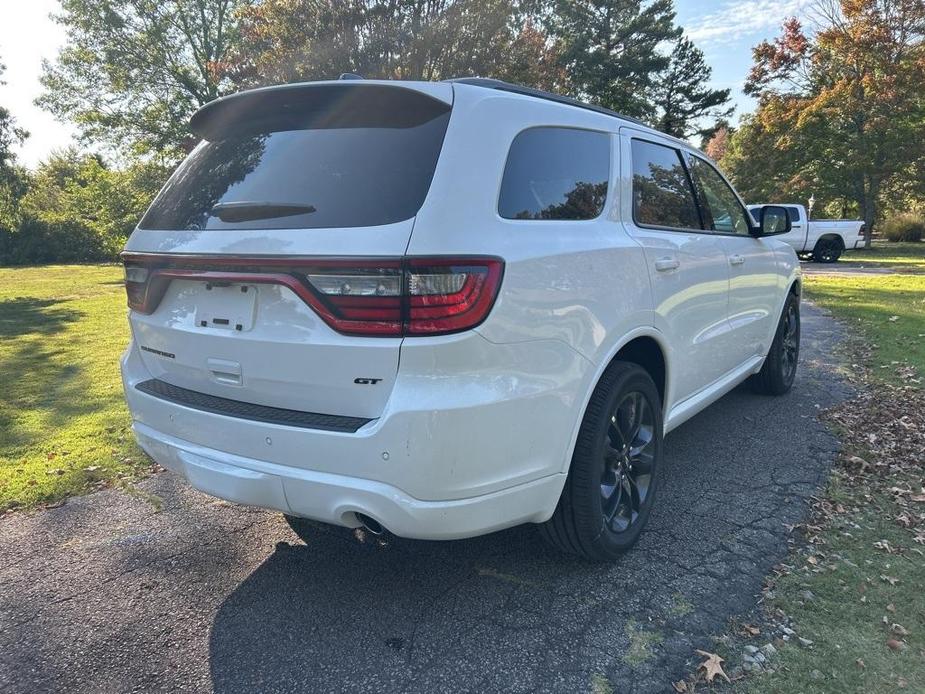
[135,378,372,433]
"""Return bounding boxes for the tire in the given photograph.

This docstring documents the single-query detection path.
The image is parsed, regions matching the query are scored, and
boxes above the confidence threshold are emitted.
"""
[750,293,800,396]
[540,361,663,560]
[812,237,843,263]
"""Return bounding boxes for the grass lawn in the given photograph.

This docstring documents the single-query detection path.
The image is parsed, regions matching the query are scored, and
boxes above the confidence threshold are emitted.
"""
[803,272,925,386]
[0,264,146,511]
[740,270,925,692]
[841,240,925,271]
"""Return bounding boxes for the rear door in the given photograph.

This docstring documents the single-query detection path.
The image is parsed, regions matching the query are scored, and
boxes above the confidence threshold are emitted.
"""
[123,82,453,419]
[620,132,732,404]
[688,154,780,365]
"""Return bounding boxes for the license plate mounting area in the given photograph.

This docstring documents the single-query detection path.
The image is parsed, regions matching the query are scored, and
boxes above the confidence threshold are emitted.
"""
[193,282,258,332]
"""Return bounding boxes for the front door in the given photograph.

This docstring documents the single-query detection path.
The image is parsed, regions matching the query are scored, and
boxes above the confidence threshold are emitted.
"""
[620,132,733,406]
[687,154,780,363]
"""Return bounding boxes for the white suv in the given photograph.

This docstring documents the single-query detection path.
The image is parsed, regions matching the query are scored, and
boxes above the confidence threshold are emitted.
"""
[121,78,800,560]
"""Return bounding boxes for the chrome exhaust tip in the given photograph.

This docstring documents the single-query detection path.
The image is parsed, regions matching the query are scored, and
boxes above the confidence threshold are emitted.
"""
[355,513,384,536]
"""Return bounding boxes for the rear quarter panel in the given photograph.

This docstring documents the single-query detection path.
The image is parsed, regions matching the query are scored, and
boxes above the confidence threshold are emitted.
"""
[408,86,657,476]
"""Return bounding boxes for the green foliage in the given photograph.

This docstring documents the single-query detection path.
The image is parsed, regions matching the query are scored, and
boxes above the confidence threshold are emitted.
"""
[0,151,167,265]
[39,0,249,158]
[726,3,925,234]
[231,0,564,90]
[0,57,30,232]
[542,0,680,119]
[231,0,730,135]
[880,213,924,242]
[651,37,732,139]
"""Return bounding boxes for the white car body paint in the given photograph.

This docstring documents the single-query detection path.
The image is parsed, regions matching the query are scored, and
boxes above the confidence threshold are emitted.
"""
[121,79,799,540]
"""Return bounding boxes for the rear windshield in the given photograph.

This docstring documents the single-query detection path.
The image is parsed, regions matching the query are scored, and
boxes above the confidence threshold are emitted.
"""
[140,91,451,231]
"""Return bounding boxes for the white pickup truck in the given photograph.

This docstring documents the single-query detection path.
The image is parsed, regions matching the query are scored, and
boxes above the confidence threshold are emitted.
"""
[748,204,866,263]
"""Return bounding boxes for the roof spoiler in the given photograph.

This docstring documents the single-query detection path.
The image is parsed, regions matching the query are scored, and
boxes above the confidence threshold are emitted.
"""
[189,82,451,140]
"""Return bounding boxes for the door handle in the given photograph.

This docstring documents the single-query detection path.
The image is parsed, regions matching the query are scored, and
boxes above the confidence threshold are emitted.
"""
[654,257,680,272]
[729,254,746,266]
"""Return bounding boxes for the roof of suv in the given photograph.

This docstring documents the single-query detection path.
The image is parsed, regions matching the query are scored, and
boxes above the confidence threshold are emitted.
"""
[189,76,694,153]
[448,77,695,151]
[447,78,649,127]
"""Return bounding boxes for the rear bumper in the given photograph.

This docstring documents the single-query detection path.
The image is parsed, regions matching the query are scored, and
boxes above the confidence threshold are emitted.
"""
[133,422,564,540]
[122,332,589,539]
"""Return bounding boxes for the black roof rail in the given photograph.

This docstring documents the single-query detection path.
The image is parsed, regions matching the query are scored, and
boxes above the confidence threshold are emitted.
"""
[446,77,650,128]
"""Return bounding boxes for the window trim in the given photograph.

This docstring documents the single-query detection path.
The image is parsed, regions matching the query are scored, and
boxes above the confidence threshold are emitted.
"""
[496,125,612,223]
[629,137,705,234]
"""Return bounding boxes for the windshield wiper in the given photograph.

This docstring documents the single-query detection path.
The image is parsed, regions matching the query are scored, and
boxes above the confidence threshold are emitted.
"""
[210,201,317,223]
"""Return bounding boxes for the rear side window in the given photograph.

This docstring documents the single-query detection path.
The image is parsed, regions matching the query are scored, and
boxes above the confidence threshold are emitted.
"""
[498,127,609,220]
[631,139,701,230]
[786,206,802,222]
[140,88,451,230]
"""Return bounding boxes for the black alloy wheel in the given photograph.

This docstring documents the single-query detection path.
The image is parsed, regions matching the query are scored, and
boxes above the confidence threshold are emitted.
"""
[601,391,655,534]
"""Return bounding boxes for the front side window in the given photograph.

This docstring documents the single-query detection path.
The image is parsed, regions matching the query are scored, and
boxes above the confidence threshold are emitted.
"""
[499,127,609,220]
[631,139,701,230]
[688,156,751,235]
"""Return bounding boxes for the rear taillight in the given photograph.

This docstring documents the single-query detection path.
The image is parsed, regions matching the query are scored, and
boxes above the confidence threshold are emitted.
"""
[122,255,503,337]
[859,224,866,237]
[302,257,503,336]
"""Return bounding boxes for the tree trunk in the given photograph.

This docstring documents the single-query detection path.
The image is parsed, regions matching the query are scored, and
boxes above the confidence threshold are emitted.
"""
[860,177,880,249]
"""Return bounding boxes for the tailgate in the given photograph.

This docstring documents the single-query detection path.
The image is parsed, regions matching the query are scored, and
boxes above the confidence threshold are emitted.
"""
[123,81,453,420]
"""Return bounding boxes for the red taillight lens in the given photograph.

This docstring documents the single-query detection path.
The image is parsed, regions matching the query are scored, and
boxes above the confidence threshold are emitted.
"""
[302,257,503,336]
[122,255,504,337]
[406,259,503,335]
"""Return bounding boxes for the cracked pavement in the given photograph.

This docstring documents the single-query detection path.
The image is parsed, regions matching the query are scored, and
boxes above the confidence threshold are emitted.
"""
[0,303,850,693]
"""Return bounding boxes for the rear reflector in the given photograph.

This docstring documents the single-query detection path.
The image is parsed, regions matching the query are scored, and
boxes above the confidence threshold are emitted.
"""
[122,255,503,337]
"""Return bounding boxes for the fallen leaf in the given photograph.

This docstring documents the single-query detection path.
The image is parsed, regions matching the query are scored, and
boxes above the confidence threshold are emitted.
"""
[856,658,866,669]
[891,623,910,637]
[886,639,907,651]
[695,650,730,684]
[887,603,896,613]
[671,681,687,693]
[889,315,900,322]
[880,574,900,586]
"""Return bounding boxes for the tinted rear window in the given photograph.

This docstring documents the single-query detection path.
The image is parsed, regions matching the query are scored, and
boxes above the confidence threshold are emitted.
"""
[498,127,609,220]
[140,93,450,230]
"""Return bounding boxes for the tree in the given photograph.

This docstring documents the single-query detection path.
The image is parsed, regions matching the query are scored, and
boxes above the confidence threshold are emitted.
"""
[0,58,29,230]
[228,0,563,90]
[651,37,732,139]
[541,0,680,119]
[0,149,169,264]
[704,123,731,161]
[38,0,250,158]
[736,2,925,242]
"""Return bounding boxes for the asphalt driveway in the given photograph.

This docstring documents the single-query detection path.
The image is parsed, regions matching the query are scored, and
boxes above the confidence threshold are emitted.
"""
[0,303,850,694]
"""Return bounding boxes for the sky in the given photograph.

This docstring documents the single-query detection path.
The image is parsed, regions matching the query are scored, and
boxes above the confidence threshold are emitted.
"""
[0,0,810,169]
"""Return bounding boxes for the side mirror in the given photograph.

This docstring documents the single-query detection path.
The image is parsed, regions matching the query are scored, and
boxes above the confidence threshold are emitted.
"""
[752,205,792,236]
